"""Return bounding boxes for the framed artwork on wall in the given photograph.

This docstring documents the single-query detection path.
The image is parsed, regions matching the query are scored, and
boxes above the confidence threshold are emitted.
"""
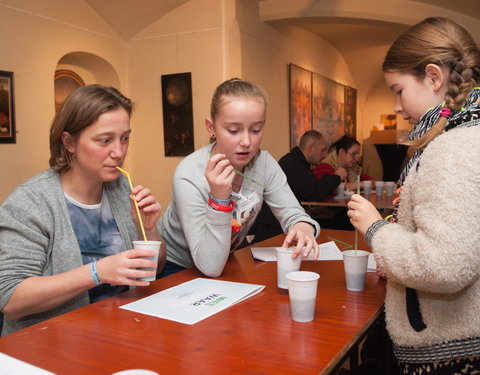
[312,73,345,148]
[161,72,194,157]
[54,69,85,112]
[289,64,357,149]
[344,86,357,137]
[0,70,16,144]
[289,64,312,148]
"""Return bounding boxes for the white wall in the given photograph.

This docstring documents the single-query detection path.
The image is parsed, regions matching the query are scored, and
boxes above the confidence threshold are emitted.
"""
[125,0,228,209]
[236,0,354,159]
[0,1,125,202]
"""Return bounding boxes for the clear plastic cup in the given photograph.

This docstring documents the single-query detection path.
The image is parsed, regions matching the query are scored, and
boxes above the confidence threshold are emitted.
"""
[362,180,372,196]
[374,181,384,195]
[336,182,345,197]
[385,181,395,195]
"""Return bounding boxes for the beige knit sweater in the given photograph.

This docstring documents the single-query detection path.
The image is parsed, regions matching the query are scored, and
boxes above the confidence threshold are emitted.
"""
[370,125,480,362]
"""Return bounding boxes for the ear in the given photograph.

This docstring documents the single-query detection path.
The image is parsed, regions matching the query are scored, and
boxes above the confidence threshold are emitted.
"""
[425,64,447,92]
[205,118,215,138]
[61,132,75,153]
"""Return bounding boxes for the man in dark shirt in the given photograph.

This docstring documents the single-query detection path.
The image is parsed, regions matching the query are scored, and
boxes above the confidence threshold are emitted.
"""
[251,130,347,243]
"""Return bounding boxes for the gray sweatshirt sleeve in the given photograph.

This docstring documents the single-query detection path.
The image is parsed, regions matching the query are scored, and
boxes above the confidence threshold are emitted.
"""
[162,149,319,278]
[262,152,320,236]
[170,156,233,277]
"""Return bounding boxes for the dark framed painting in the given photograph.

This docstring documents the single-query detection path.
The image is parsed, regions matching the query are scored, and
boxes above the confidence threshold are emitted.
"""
[289,64,312,148]
[312,73,345,148]
[344,86,357,137]
[54,69,85,112]
[161,72,194,156]
[0,70,16,144]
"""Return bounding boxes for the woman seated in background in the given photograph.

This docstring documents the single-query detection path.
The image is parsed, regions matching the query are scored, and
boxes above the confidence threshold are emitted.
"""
[159,78,319,278]
[0,84,166,335]
[313,135,373,190]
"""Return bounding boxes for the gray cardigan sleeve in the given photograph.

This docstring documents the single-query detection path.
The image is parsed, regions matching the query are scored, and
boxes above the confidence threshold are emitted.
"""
[0,185,54,310]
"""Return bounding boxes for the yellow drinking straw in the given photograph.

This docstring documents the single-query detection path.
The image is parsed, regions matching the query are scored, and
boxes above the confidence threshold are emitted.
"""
[115,166,148,241]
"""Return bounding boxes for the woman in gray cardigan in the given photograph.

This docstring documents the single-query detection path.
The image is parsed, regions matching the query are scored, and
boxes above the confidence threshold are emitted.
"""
[160,78,319,278]
[347,18,480,373]
[0,85,166,335]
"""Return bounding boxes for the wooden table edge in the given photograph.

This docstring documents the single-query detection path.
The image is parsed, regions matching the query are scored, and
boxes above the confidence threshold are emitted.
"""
[320,304,385,374]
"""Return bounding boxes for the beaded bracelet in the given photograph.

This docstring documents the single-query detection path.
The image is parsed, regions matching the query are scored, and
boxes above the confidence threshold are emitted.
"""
[89,261,102,285]
[208,193,232,205]
[208,198,234,212]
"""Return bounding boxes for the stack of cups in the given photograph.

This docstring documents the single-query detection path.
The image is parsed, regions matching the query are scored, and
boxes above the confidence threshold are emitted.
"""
[132,240,162,281]
[362,181,372,196]
[276,247,302,289]
[342,250,370,291]
[375,181,384,195]
[286,271,320,322]
[385,181,395,195]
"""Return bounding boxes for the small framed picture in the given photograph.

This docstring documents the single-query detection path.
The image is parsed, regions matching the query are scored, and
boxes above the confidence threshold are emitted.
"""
[54,69,85,112]
[0,70,16,144]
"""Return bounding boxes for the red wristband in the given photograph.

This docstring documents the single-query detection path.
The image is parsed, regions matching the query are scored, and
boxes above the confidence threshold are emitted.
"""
[208,198,234,212]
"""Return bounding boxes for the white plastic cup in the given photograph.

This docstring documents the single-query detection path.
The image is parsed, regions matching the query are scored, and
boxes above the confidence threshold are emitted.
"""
[362,180,372,196]
[286,271,320,322]
[276,247,302,289]
[336,182,345,197]
[342,250,370,291]
[385,181,395,195]
[374,181,384,195]
[111,370,159,375]
[132,240,162,281]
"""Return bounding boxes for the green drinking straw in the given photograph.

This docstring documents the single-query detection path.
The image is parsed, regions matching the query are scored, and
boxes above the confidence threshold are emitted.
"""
[327,237,353,250]
[208,150,264,188]
[354,175,360,254]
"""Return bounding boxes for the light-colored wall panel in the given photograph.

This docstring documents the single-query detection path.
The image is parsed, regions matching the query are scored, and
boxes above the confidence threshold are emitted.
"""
[0,2,125,202]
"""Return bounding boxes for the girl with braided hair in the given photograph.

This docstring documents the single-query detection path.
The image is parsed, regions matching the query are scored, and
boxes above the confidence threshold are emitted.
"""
[347,17,480,374]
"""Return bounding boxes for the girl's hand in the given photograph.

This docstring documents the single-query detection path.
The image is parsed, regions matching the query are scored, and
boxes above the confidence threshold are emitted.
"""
[347,194,382,235]
[130,185,162,234]
[96,250,157,286]
[282,222,319,260]
[205,153,236,199]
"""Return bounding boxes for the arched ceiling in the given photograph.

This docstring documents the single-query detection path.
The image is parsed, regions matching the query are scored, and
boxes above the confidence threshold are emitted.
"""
[258,0,480,97]
[85,0,189,41]
[83,0,480,96]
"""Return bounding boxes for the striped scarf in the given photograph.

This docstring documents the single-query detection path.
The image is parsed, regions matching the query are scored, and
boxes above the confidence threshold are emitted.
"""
[392,87,480,222]
[398,87,480,187]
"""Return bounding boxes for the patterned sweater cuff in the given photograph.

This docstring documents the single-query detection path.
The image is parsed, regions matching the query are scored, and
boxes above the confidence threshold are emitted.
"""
[365,219,389,248]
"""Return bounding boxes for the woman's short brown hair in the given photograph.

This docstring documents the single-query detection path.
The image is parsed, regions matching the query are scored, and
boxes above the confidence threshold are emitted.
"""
[49,84,133,172]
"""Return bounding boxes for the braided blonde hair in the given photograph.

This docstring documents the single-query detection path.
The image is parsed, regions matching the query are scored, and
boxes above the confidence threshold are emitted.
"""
[383,17,480,149]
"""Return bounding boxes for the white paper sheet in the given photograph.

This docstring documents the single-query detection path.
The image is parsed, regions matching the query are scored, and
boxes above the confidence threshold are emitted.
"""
[250,241,343,261]
[0,352,55,375]
[120,278,264,325]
